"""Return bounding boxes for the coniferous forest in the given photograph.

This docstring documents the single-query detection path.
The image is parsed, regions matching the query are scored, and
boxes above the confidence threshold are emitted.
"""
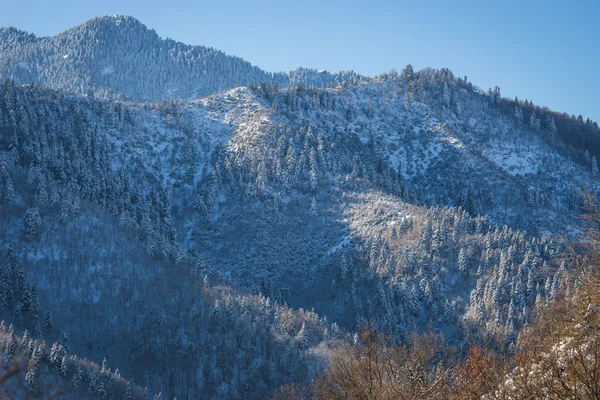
[0,15,599,400]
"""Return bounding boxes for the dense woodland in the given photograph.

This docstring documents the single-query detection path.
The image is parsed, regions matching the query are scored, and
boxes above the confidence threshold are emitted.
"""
[275,200,600,399]
[0,16,599,399]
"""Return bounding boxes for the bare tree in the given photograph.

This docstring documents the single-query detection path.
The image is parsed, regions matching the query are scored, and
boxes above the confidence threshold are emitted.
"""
[314,329,454,400]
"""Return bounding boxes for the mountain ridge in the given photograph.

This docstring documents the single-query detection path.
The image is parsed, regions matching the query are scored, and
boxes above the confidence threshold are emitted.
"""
[0,62,595,400]
[0,15,362,102]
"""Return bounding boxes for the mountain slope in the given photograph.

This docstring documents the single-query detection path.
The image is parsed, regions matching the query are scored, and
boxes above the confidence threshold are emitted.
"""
[0,15,361,101]
[1,67,598,398]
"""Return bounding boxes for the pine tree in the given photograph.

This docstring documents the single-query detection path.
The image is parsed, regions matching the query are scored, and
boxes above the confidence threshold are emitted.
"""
[256,161,268,193]
[60,355,69,378]
[24,207,42,241]
[309,147,319,190]
[514,106,523,124]
[493,86,501,103]
[6,327,18,356]
[529,111,540,132]
[285,139,295,168]
[61,327,71,351]
[49,343,64,370]
[340,254,348,281]
[60,202,70,225]
[346,103,355,121]
[402,64,414,82]
[44,310,53,333]
[73,366,85,389]
[96,379,107,399]
[458,248,468,275]
[546,115,558,133]
[443,82,451,107]
[30,285,40,322]
[125,383,135,400]
[455,100,462,115]
[297,322,308,350]
[25,357,40,390]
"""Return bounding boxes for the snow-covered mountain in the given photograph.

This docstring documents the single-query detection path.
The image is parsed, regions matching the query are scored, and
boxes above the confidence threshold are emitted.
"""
[0,15,361,101]
[0,16,599,400]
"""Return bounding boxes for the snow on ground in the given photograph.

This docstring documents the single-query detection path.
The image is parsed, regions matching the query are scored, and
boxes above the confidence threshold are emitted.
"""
[101,65,114,75]
[388,138,444,180]
[327,236,350,256]
[205,87,272,155]
[486,142,541,177]
[103,86,268,187]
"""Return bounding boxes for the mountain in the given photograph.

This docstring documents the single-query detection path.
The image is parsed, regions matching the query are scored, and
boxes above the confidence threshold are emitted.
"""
[1,16,600,400]
[0,15,361,101]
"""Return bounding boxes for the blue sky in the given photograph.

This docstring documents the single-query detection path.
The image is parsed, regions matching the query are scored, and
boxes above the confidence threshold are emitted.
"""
[1,0,599,121]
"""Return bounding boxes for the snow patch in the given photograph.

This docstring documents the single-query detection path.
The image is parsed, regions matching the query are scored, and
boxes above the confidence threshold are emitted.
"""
[486,146,540,176]
[328,237,350,256]
[441,136,465,149]
[101,65,115,75]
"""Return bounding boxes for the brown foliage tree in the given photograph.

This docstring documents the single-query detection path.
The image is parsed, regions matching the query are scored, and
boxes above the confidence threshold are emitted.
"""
[313,329,455,400]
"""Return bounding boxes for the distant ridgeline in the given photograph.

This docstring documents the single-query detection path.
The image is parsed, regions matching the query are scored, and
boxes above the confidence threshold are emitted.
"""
[0,15,361,101]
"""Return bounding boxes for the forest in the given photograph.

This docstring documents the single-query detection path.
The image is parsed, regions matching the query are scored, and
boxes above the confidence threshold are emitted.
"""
[0,15,599,400]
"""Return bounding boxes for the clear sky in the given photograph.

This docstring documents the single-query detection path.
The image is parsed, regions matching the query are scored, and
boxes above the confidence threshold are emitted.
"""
[1,0,598,122]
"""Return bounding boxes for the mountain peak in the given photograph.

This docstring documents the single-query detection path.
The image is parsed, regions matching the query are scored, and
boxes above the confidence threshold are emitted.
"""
[64,14,154,39]
[87,14,146,28]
